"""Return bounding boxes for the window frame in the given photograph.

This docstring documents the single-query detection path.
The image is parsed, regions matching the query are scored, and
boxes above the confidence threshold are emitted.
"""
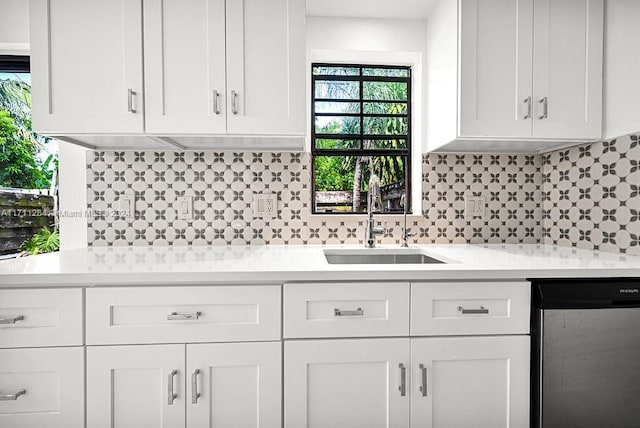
[311,62,412,215]
[0,55,30,73]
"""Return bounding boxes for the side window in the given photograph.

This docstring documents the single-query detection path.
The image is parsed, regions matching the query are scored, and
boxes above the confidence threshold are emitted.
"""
[311,64,411,214]
[0,55,57,189]
[1,55,59,257]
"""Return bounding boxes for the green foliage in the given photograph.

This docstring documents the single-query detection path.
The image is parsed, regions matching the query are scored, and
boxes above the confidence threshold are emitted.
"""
[314,156,354,191]
[20,227,60,255]
[0,110,54,188]
[0,77,56,189]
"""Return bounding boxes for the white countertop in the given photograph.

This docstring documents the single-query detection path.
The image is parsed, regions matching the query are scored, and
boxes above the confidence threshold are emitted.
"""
[1,244,639,287]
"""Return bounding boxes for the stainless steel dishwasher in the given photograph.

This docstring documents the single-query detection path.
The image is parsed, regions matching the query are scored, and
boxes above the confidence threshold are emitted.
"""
[531,278,640,428]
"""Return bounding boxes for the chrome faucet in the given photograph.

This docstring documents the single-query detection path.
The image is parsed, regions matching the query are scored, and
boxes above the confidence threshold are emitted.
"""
[365,168,386,248]
[400,194,416,247]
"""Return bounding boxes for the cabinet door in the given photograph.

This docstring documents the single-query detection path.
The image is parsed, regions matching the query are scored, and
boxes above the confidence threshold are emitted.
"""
[143,0,227,134]
[285,339,410,428]
[187,342,281,428]
[0,347,84,428]
[87,345,185,428]
[30,0,144,134]
[411,336,529,428]
[532,0,603,139]
[225,0,305,135]
[459,0,534,138]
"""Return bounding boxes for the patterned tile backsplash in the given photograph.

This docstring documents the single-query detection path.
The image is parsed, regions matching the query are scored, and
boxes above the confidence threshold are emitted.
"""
[542,133,640,256]
[86,152,543,247]
[86,133,639,256]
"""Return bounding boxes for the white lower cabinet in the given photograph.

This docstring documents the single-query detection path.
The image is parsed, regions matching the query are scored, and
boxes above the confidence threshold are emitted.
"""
[87,345,185,428]
[284,336,529,428]
[0,347,84,428]
[285,338,411,428]
[411,336,530,428]
[87,342,281,428]
[187,342,281,428]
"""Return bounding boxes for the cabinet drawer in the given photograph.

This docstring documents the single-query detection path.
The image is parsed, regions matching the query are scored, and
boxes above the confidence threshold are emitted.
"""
[86,285,281,345]
[0,288,83,348]
[0,347,84,428]
[284,283,410,338]
[411,282,530,336]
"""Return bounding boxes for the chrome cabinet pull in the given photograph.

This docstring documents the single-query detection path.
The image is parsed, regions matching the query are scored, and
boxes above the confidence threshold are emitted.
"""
[419,364,428,397]
[538,97,548,119]
[0,315,24,325]
[334,307,364,317]
[127,89,137,113]
[231,90,238,115]
[213,90,220,115]
[458,305,489,315]
[191,369,200,404]
[168,369,178,405]
[0,389,26,401]
[398,363,406,396]
[167,311,201,321]
[523,96,532,119]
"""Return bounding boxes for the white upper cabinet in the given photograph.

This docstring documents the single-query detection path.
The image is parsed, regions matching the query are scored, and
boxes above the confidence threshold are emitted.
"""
[30,0,144,135]
[226,0,306,135]
[459,0,534,139]
[29,0,305,148]
[427,0,604,153]
[532,0,604,140]
[143,0,227,134]
[144,0,305,137]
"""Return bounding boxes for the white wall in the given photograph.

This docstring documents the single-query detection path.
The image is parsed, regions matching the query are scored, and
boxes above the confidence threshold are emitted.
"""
[0,0,30,54]
[58,142,88,250]
[603,0,640,139]
[307,16,428,212]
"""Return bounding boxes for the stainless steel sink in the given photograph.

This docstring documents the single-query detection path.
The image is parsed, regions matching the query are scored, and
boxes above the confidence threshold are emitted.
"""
[324,249,445,265]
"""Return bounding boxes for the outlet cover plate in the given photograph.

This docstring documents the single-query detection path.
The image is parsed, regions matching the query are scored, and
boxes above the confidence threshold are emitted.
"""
[253,193,278,218]
[176,196,193,220]
[118,191,136,218]
[465,196,485,218]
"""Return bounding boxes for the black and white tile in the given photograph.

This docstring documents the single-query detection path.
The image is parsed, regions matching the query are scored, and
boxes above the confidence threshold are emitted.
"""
[87,151,542,246]
[542,132,640,256]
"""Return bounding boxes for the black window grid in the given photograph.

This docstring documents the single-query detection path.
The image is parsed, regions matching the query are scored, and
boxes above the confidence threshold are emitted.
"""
[311,63,412,214]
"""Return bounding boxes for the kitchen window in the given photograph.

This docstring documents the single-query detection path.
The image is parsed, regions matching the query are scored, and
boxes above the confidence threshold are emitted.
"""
[311,63,411,214]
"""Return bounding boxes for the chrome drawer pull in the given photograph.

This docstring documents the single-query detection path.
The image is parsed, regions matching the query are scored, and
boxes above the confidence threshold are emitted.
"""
[419,364,428,397]
[212,90,220,115]
[334,307,364,317]
[167,311,201,321]
[0,389,26,401]
[398,363,406,396]
[168,369,178,405]
[538,97,548,119]
[523,96,532,119]
[231,90,239,115]
[191,369,200,404]
[0,315,24,325]
[127,88,137,113]
[458,306,489,315]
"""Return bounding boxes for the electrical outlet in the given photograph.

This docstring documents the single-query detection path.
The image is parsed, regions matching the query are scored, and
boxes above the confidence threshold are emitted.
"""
[118,191,136,218]
[176,196,193,220]
[253,193,278,218]
[465,196,485,218]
